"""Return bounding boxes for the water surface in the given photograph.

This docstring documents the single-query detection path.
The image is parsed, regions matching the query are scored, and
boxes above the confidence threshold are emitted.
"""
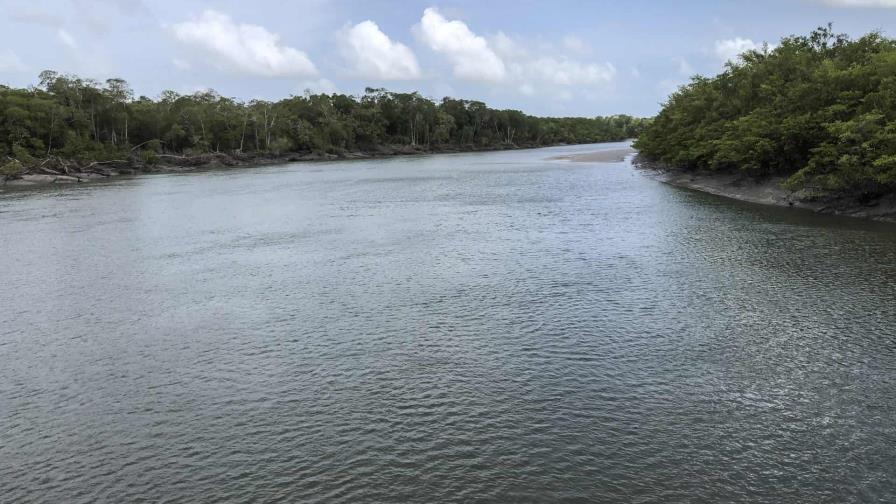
[2,143,895,502]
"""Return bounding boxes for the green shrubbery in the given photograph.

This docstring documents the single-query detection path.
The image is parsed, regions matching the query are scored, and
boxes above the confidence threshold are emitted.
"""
[0,159,23,176]
[635,25,896,195]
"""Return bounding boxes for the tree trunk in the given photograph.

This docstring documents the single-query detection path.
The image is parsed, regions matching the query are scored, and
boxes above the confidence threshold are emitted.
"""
[239,115,247,152]
[47,108,55,155]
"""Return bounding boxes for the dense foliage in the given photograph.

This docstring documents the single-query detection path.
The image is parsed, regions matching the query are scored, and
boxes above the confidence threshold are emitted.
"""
[635,26,896,195]
[0,71,646,167]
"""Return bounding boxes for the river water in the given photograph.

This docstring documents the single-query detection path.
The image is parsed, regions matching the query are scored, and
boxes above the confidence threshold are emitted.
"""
[2,142,895,502]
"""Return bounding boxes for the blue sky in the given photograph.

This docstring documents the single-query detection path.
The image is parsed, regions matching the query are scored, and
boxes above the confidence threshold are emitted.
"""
[2,0,896,117]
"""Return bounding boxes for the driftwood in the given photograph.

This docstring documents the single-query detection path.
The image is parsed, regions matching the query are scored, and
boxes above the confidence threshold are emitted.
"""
[19,157,63,175]
[57,158,72,175]
[4,157,130,178]
[84,160,127,168]
[31,159,63,175]
[38,156,75,175]
[83,160,129,176]
[32,167,62,175]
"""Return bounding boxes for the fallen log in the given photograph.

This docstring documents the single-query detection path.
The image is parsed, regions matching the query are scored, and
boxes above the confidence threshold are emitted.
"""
[31,166,63,176]
[84,160,128,167]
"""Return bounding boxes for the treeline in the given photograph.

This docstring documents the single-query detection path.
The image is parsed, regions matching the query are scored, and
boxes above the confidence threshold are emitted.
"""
[635,25,896,195]
[1,70,646,168]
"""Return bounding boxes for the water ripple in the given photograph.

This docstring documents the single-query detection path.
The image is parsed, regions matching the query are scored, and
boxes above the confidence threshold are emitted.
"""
[2,143,895,502]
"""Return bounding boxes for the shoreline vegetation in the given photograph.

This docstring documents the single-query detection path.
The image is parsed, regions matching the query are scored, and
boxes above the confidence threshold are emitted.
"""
[0,71,645,188]
[634,25,896,221]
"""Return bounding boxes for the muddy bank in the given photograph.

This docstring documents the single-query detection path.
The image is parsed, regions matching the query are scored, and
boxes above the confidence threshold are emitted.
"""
[548,147,636,163]
[634,155,896,223]
[0,142,561,189]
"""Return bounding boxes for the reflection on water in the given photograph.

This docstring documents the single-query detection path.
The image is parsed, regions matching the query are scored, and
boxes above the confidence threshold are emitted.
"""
[2,142,895,502]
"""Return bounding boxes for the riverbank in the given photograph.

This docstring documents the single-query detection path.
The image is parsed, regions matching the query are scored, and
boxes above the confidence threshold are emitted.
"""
[633,155,896,223]
[1,142,590,190]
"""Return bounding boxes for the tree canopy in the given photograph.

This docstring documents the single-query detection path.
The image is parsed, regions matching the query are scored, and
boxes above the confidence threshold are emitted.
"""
[1,74,647,166]
[634,25,896,195]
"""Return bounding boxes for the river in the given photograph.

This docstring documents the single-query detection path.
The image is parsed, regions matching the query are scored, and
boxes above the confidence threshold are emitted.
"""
[2,142,895,502]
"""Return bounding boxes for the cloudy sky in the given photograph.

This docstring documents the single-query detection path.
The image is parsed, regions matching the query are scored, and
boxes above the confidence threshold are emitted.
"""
[1,0,896,117]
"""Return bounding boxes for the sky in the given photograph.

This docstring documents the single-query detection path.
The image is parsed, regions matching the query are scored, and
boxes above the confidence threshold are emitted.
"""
[2,0,896,117]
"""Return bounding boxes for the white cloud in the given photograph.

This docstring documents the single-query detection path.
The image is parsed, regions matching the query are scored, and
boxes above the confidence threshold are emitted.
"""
[491,31,526,60]
[417,7,506,82]
[510,57,615,86]
[170,10,317,77]
[813,0,896,6]
[338,20,420,80]
[503,44,616,100]
[419,12,614,92]
[414,7,614,101]
[0,49,28,73]
[57,29,77,49]
[714,37,759,64]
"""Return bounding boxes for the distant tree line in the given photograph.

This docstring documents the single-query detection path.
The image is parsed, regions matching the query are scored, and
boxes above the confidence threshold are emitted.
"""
[0,71,646,168]
[635,25,896,195]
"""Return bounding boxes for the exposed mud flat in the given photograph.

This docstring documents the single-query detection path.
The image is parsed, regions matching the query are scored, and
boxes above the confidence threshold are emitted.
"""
[634,155,896,223]
[548,147,636,163]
